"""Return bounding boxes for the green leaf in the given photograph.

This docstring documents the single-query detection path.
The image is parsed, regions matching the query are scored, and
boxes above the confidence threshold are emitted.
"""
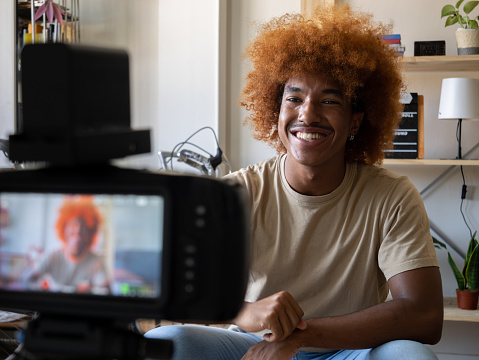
[456,0,465,8]
[445,15,460,26]
[464,1,479,14]
[465,243,479,290]
[442,4,458,17]
[432,236,448,250]
[464,232,478,274]
[467,19,479,27]
[448,252,466,290]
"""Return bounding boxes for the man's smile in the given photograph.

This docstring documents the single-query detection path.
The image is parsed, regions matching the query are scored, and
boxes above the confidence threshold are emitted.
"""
[294,131,328,141]
[288,124,334,142]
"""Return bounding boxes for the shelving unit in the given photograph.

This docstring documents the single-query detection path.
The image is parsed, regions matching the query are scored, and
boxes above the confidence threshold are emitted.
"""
[402,54,479,72]
[383,56,479,260]
[444,297,479,322]
[15,0,80,130]
[386,55,479,166]
[383,159,479,166]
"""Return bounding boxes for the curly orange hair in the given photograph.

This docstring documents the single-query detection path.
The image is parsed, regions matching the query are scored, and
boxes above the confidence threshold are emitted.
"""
[240,6,405,165]
[55,196,102,246]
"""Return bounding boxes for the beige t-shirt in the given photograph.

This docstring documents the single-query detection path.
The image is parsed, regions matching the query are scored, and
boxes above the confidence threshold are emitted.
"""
[225,154,438,324]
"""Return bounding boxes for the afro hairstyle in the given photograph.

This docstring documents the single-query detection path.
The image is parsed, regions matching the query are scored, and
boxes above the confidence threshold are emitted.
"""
[240,5,405,165]
[55,196,102,247]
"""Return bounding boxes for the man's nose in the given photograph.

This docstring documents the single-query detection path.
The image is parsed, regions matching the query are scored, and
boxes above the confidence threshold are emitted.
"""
[298,101,319,125]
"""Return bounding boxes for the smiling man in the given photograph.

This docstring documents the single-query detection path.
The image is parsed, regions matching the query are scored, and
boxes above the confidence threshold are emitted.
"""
[145,6,443,360]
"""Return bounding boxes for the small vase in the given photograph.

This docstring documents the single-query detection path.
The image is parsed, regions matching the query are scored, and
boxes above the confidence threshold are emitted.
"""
[456,28,479,55]
[456,289,479,310]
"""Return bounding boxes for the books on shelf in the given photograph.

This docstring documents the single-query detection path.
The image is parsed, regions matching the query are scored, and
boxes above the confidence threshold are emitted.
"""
[382,34,405,56]
[384,93,424,159]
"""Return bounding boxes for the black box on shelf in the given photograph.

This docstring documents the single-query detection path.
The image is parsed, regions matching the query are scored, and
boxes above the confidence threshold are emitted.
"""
[414,41,446,56]
[384,93,420,159]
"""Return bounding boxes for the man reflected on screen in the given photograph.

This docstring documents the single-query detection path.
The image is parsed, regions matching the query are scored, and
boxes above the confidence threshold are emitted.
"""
[26,196,110,294]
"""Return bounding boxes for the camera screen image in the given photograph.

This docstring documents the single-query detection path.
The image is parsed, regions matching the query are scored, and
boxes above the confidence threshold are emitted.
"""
[0,192,164,299]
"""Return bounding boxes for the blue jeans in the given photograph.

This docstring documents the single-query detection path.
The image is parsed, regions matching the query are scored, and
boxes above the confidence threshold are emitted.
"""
[144,325,439,360]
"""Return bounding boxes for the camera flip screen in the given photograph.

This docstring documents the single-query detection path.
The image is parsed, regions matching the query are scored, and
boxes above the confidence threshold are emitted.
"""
[0,192,164,299]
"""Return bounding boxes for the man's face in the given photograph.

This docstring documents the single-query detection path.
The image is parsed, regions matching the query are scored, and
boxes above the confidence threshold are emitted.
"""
[278,73,363,170]
[64,217,94,261]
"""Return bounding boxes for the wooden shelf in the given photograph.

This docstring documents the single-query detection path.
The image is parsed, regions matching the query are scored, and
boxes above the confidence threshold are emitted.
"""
[444,297,479,322]
[383,159,479,166]
[402,55,479,72]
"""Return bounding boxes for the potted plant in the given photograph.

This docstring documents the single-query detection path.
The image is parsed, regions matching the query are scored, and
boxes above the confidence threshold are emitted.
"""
[441,0,479,54]
[434,232,479,309]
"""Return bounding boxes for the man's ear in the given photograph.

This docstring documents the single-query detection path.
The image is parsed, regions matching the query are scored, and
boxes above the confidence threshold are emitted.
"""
[350,112,364,135]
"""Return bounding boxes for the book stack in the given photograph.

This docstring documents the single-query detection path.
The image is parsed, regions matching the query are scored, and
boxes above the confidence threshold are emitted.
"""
[382,34,405,56]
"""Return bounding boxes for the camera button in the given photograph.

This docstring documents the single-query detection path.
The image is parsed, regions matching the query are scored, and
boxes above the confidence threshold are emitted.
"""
[185,257,196,267]
[195,205,207,216]
[184,244,197,254]
[195,218,206,228]
[185,270,195,280]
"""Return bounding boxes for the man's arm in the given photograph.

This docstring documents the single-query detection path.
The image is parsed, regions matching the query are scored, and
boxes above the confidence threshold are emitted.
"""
[287,266,443,349]
[241,267,443,360]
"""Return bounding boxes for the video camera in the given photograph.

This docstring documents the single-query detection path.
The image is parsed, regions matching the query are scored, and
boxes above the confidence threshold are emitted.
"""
[0,44,249,359]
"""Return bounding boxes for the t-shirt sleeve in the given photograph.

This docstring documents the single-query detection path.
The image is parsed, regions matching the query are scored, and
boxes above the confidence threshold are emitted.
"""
[378,176,439,280]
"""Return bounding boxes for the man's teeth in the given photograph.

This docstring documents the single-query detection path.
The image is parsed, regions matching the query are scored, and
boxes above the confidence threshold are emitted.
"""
[295,132,326,141]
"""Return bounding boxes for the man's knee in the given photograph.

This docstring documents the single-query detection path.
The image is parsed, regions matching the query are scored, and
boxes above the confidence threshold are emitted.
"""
[146,324,197,342]
[145,325,208,359]
[369,340,438,360]
[145,325,259,360]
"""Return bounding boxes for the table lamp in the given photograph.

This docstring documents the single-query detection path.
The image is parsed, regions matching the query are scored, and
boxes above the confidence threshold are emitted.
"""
[438,77,479,159]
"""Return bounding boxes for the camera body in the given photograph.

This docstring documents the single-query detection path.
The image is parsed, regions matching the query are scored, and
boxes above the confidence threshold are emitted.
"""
[0,165,249,322]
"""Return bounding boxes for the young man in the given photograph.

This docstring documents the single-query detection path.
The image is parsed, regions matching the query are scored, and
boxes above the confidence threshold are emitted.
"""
[146,6,443,360]
[26,196,110,294]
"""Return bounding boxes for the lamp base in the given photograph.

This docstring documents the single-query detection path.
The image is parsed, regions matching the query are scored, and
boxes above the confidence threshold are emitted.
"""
[457,118,463,160]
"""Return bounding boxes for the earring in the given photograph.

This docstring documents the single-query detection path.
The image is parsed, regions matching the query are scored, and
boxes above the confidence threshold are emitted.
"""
[348,134,355,141]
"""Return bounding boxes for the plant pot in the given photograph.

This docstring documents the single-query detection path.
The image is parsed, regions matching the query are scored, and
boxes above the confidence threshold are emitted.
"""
[456,28,479,55]
[456,289,479,310]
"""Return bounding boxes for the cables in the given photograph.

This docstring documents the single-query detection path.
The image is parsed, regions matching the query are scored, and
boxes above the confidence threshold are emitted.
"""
[160,126,231,177]
[459,165,473,239]
[456,122,473,238]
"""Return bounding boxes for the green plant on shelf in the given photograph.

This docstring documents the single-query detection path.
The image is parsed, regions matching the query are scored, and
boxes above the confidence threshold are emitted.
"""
[434,231,479,291]
[441,0,479,28]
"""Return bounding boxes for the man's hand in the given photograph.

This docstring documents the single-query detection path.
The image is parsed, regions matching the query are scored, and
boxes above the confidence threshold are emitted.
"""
[234,291,307,342]
[240,339,300,360]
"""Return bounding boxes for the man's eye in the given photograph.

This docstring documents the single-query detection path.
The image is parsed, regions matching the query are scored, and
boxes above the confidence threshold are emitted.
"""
[286,97,301,103]
[323,99,340,104]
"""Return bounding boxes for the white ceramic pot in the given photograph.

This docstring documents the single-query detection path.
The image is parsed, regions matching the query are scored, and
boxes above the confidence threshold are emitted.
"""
[456,28,479,55]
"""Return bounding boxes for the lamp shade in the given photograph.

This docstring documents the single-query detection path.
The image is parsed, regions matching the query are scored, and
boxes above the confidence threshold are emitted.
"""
[438,78,479,120]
